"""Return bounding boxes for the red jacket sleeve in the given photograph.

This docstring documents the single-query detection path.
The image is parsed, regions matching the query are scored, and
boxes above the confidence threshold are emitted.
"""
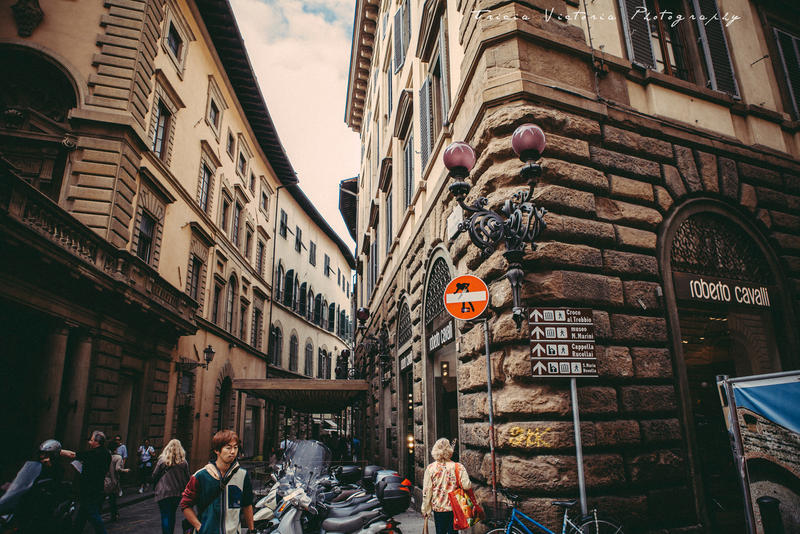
[180,475,199,510]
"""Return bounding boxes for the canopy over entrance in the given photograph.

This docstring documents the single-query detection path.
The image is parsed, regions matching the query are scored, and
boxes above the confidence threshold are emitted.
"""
[233,378,368,413]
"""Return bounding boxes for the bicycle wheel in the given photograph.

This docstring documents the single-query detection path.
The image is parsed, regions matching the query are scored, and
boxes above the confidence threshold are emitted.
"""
[570,517,624,534]
[486,526,526,534]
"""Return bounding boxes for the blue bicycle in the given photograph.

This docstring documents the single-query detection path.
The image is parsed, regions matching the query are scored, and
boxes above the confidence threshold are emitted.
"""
[484,489,623,534]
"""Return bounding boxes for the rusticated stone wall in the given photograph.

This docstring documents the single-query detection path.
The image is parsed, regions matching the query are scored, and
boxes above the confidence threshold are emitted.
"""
[441,101,800,532]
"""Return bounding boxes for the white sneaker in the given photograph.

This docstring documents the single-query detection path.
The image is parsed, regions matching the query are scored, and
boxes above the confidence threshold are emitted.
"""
[138,487,143,494]
[118,489,123,497]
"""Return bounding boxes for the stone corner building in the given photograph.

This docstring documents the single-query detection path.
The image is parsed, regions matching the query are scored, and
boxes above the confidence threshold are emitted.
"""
[342,0,800,531]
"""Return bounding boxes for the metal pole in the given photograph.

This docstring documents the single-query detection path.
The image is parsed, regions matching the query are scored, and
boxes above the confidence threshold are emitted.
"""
[482,319,497,499]
[570,378,587,515]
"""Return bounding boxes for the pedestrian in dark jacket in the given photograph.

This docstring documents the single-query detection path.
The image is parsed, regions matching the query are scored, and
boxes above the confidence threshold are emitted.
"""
[180,430,254,534]
[61,430,112,534]
[152,439,190,534]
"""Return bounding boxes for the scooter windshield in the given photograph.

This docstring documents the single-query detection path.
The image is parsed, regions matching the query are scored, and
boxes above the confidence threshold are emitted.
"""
[0,461,43,515]
[280,440,331,491]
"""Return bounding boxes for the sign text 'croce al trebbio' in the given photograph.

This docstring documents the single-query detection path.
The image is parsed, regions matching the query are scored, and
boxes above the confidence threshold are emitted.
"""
[528,308,598,377]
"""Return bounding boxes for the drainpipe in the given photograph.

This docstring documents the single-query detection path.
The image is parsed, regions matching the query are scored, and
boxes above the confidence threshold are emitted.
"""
[266,181,297,378]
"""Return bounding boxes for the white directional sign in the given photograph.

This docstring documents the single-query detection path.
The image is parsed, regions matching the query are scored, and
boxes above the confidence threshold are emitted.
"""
[529,308,598,378]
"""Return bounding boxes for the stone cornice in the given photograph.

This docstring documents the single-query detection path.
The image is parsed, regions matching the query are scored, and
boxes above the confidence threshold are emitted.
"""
[345,0,379,133]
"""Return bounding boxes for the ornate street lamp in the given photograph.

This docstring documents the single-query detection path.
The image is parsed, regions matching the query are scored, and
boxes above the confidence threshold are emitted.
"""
[355,307,394,377]
[443,124,548,329]
[176,344,216,371]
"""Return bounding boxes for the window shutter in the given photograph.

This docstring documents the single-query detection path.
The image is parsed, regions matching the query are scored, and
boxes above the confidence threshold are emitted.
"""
[774,29,800,117]
[419,78,432,170]
[691,0,739,97]
[438,21,451,123]
[402,0,411,56]
[393,7,403,73]
[618,0,655,69]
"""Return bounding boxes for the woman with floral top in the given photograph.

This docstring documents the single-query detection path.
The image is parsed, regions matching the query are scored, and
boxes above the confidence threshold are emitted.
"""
[421,438,472,534]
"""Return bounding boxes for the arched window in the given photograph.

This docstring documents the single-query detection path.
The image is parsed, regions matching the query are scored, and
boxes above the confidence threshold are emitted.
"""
[293,277,300,311]
[275,265,284,302]
[299,282,308,316]
[304,342,314,376]
[289,334,298,372]
[307,290,315,321]
[314,294,323,325]
[339,310,347,336]
[283,269,294,307]
[270,326,283,367]
[328,303,336,332]
[225,276,237,332]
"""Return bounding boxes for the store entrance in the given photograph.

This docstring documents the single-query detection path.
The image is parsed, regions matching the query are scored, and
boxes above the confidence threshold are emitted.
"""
[679,308,781,532]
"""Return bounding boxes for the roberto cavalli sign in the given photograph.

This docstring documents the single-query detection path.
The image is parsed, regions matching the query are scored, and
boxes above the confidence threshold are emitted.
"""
[673,273,773,308]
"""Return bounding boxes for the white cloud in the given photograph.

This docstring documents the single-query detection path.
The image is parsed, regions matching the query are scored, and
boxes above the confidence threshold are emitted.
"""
[230,0,359,252]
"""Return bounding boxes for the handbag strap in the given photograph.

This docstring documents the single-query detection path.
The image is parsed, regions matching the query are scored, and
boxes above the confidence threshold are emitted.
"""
[453,462,461,489]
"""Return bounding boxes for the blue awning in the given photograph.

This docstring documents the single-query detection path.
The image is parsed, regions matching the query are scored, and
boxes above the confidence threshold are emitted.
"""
[733,374,800,434]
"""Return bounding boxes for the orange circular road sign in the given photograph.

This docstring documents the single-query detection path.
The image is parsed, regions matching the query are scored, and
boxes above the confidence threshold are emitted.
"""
[444,275,489,320]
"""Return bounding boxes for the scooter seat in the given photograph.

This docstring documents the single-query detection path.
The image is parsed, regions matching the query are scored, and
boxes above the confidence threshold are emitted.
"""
[328,493,369,507]
[322,509,382,532]
[326,498,379,518]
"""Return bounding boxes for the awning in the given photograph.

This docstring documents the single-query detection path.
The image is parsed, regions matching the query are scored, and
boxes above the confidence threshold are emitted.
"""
[233,378,369,413]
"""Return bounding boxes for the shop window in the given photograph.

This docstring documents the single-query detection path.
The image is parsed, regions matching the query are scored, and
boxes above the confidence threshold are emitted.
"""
[619,0,738,96]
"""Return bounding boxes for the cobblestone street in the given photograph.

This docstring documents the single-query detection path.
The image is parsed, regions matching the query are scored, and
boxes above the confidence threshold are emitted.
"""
[90,495,424,534]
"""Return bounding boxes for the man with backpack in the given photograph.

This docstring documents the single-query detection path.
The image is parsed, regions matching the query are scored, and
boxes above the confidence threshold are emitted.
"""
[180,430,254,534]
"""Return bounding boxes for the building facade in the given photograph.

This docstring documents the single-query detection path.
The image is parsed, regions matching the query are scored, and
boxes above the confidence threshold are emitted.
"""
[342,0,800,531]
[0,0,353,473]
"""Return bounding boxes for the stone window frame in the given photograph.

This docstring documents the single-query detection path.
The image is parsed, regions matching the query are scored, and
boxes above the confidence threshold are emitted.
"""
[161,0,195,78]
[131,185,166,269]
[186,233,210,311]
[416,2,450,172]
[148,71,184,167]
[197,141,220,214]
[260,178,272,220]
[205,76,227,139]
[236,133,253,180]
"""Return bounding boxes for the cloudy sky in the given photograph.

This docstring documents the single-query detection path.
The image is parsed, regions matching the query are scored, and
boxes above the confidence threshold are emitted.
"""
[230,0,359,250]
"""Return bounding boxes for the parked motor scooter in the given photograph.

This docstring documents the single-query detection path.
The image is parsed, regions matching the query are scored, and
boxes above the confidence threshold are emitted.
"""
[0,440,76,534]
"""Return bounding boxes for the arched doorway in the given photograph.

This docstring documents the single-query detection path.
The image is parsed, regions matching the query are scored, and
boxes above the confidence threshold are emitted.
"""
[661,200,798,531]
[423,252,458,457]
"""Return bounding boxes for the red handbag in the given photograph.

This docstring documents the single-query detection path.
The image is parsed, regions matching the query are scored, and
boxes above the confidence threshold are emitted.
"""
[448,463,484,530]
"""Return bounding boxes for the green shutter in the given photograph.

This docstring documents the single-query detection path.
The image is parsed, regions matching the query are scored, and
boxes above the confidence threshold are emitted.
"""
[619,0,655,69]
[691,0,739,97]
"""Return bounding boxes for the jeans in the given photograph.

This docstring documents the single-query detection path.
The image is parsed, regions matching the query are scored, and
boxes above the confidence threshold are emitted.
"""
[158,496,181,534]
[433,510,455,534]
[72,497,108,534]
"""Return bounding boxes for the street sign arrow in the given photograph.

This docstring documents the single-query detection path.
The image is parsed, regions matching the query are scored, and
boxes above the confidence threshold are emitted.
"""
[531,326,545,339]
[531,344,546,356]
[532,361,546,375]
[530,310,544,321]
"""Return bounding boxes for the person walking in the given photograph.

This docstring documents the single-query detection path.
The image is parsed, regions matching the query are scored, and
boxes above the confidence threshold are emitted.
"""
[104,442,129,521]
[61,430,112,534]
[152,439,190,534]
[421,438,472,534]
[180,430,255,534]
[137,438,156,493]
[114,435,128,497]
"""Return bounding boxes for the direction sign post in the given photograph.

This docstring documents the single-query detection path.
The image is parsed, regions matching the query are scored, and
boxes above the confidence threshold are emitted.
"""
[528,307,597,516]
[443,275,496,500]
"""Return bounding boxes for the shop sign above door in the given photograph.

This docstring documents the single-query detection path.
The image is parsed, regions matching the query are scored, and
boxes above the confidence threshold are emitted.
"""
[443,274,489,321]
[673,272,774,308]
[528,308,598,377]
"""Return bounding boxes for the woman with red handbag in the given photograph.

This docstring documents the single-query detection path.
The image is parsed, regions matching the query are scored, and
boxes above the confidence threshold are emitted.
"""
[421,438,473,534]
